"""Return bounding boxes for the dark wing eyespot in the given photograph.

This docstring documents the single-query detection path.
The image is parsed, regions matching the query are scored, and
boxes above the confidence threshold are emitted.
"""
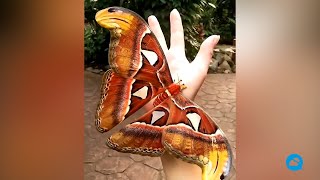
[220,173,225,179]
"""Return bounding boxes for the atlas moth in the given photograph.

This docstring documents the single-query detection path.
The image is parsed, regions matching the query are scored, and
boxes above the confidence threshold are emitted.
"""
[94,7,233,180]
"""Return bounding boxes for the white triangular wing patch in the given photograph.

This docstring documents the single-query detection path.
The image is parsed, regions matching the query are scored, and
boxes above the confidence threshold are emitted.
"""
[132,86,148,99]
[186,113,201,131]
[151,111,165,124]
[141,50,158,66]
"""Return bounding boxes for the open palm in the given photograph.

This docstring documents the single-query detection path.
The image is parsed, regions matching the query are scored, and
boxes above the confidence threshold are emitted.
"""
[148,9,220,100]
[148,9,220,180]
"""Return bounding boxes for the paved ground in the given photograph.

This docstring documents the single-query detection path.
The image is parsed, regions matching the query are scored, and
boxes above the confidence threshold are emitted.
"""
[84,71,236,180]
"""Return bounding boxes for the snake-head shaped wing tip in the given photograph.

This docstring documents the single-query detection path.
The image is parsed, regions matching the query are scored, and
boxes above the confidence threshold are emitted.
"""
[95,7,144,32]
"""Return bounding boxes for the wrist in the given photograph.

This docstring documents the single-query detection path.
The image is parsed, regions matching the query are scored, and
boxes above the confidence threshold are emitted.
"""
[161,152,202,180]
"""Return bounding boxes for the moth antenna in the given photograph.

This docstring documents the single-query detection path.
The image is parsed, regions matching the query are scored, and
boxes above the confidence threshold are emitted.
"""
[176,75,183,84]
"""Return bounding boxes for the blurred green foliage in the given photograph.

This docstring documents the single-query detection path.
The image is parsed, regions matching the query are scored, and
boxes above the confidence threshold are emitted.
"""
[84,0,235,69]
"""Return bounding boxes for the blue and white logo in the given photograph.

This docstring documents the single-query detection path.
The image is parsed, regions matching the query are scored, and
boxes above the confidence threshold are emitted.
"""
[286,153,303,171]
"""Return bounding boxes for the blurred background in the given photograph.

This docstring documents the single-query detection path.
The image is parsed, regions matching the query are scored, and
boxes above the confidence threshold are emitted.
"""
[84,0,235,73]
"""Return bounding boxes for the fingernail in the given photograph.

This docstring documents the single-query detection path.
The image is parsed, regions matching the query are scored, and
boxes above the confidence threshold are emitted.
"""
[171,9,178,14]
[148,15,156,20]
[212,35,220,44]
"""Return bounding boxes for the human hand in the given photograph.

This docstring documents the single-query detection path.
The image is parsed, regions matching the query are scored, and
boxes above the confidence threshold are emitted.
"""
[148,9,220,180]
[148,9,220,101]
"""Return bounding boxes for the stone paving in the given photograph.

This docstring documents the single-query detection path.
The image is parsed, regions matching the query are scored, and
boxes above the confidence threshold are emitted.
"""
[84,71,236,180]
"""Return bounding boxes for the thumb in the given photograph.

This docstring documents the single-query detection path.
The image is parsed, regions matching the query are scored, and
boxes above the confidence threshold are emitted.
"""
[192,35,220,71]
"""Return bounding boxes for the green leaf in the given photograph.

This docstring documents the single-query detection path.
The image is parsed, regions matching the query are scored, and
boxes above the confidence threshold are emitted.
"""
[208,2,216,8]
[84,0,235,68]
[151,1,157,8]
[228,17,235,24]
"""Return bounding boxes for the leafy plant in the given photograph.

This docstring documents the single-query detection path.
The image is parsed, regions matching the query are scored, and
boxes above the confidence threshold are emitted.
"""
[84,0,235,69]
[84,23,109,68]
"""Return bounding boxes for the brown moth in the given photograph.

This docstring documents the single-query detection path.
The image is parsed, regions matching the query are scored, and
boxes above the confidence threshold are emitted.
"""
[95,7,233,180]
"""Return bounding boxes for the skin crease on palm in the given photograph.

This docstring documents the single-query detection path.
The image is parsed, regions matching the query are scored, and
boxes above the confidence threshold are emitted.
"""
[147,9,220,180]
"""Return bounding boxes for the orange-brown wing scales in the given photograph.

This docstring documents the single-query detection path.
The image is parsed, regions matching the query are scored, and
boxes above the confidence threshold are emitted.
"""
[96,70,159,132]
[162,125,230,179]
[127,79,155,116]
[106,123,164,156]
[162,95,232,179]
[96,70,133,132]
[166,96,217,134]
[98,8,173,88]
[107,14,147,78]
[96,7,233,180]
[132,56,162,87]
[140,34,173,87]
[107,106,170,156]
